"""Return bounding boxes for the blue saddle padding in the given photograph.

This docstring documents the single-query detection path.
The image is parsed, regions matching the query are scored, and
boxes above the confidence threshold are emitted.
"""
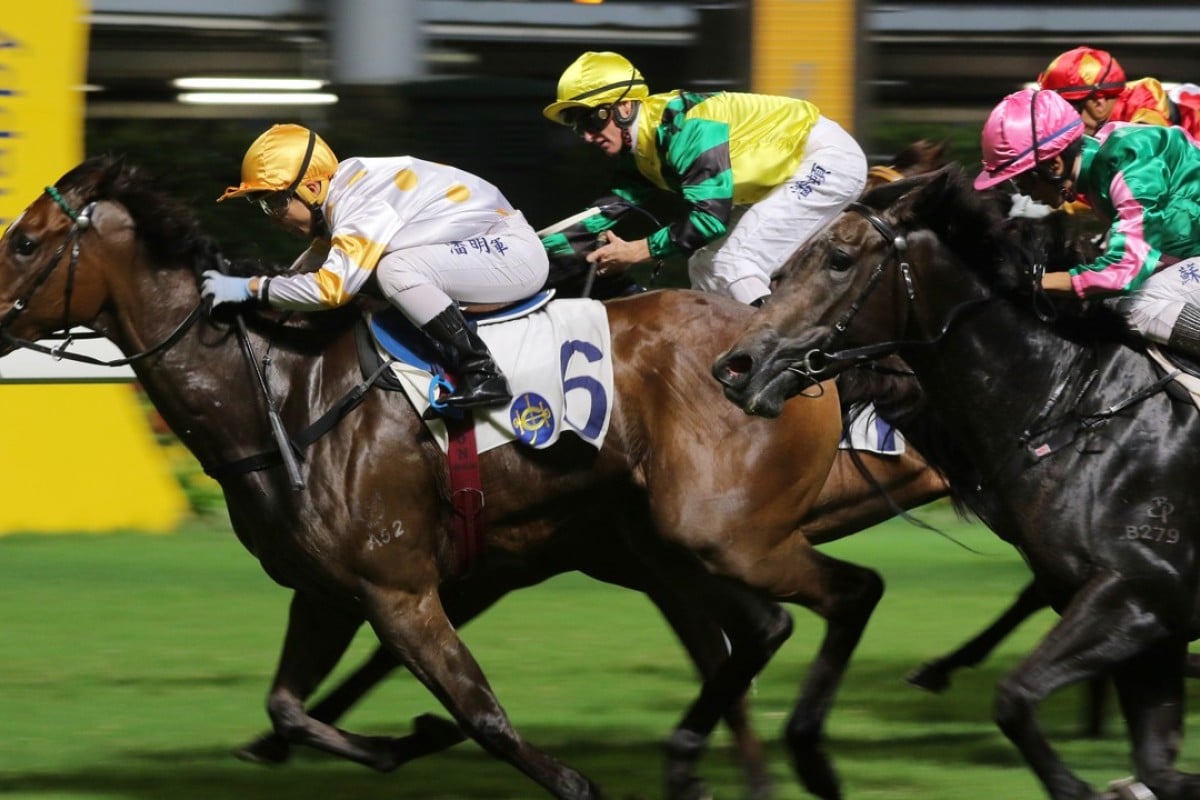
[368,311,442,372]
[368,289,556,368]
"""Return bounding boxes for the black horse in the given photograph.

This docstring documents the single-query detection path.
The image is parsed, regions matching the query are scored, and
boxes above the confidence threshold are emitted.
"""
[714,164,1200,800]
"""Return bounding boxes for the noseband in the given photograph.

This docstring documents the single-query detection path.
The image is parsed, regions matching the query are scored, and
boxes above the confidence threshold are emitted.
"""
[0,186,202,367]
[795,202,915,378]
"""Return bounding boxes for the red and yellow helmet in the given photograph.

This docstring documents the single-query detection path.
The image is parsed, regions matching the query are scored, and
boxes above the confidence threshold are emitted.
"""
[1037,46,1127,101]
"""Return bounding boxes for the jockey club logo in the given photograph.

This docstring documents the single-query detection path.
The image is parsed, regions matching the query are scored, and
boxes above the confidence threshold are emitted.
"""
[510,392,555,446]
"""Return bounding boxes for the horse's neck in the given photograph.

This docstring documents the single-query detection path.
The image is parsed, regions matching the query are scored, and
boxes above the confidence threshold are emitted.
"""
[900,302,1092,450]
[116,295,333,474]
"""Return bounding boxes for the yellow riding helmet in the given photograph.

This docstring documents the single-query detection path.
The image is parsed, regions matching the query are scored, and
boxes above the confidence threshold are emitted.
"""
[216,123,338,204]
[542,51,649,125]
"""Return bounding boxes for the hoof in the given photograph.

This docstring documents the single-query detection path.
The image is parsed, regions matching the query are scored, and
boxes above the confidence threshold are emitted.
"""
[1107,777,1156,800]
[905,662,951,693]
[233,733,291,766]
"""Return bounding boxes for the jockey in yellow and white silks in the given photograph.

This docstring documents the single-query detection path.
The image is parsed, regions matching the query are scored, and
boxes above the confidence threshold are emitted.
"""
[542,51,867,306]
[206,124,548,409]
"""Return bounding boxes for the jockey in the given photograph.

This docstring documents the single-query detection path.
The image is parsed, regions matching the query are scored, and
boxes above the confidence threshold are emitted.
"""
[541,51,867,306]
[975,88,1200,360]
[1037,46,1200,139]
[204,124,548,409]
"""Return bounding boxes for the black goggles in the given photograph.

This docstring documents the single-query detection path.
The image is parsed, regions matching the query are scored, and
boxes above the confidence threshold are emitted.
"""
[246,191,292,218]
[568,105,614,136]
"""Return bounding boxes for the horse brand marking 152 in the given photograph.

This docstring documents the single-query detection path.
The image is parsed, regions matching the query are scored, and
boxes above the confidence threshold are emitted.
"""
[366,520,406,550]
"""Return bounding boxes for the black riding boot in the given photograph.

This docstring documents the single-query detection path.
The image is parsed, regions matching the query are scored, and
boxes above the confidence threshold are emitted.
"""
[421,305,513,409]
[1168,303,1200,362]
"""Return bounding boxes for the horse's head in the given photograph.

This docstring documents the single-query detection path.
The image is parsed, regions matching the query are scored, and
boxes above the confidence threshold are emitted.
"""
[0,156,220,357]
[713,164,1012,417]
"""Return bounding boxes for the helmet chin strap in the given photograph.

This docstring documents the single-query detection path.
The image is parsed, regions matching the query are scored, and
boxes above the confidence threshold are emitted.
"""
[614,100,637,153]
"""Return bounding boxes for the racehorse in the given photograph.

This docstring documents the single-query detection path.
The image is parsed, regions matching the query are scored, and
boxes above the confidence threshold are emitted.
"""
[714,164,1200,800]
[226,139,957,777]
[0,155,941,800]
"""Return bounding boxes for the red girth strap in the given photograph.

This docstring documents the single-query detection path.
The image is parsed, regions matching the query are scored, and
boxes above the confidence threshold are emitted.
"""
[445,412,484,573]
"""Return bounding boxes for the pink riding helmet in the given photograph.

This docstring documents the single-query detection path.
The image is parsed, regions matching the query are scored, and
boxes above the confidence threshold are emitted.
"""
[974,88,1084,190]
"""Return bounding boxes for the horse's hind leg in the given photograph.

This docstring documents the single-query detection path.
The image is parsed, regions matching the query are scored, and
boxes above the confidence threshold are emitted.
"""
[907,578,1047,692]
[1112,639,1200,800]
[993,573,1174,800]
[365,584,600,799]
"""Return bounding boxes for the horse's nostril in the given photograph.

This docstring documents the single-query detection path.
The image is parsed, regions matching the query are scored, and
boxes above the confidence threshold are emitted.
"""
[714,352,754,386]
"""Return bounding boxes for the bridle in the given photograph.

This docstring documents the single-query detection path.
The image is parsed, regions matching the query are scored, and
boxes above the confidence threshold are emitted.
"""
[792,202,915,380]
[0,185,202,366]
[790,201,991,381]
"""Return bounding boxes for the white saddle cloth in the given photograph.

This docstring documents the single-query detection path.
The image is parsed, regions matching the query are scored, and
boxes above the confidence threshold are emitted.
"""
[375,299,614,455]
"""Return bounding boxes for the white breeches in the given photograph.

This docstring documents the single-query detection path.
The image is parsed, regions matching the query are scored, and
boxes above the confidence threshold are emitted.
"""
[376,211,549,323]
[1111,257,1200,344]
[689,115,868,304]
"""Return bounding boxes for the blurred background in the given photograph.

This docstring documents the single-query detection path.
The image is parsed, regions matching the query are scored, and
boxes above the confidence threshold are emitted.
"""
[3,6,1200,797]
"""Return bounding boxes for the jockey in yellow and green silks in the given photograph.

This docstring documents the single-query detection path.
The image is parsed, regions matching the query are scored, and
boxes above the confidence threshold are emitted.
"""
[541,51,867,306]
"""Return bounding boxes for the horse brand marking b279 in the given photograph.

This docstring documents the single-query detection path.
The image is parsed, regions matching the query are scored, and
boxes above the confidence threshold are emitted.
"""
[1122,497,1181,545]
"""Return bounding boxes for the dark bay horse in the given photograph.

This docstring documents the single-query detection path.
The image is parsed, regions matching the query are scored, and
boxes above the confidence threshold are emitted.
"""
[714,164,1200,800]
[0,156,945,800]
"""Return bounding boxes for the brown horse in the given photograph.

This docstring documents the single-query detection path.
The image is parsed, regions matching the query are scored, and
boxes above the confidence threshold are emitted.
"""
[227,138,955,778]
[0,156,943,800]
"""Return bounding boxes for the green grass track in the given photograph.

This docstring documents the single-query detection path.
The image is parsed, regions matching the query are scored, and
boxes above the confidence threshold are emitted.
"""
[2,502,1195,799]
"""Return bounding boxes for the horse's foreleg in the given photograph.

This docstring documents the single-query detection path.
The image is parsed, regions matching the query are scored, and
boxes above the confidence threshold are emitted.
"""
[907,578,1047,692]
[244,591,443,772]
[579,527,775,800]
[657,570,793,800]
[776,549,884,800]
[238,642,458,767]
[993,572,1172,800]
[1112,639,1200,800]
[239,555,557,766]
[648,585,773,800]
[365,584,601,800]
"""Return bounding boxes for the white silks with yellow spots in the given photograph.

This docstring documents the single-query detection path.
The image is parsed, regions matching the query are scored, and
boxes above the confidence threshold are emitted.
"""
[264,156,548,309]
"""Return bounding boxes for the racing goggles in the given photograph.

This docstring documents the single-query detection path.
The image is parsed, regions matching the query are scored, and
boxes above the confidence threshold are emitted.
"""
[246,191,292,218]
[568,105,614,137]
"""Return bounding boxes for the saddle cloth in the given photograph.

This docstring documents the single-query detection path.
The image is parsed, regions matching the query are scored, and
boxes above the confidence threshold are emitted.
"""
[840,403,906,455]
[368,298,614,455]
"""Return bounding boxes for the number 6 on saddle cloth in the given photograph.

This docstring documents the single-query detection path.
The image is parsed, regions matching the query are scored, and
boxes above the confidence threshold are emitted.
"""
[365,291,615,454]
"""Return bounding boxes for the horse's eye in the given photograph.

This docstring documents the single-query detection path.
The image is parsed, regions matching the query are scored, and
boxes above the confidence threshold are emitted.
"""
[11,233,37,258]
[830,249,854,273]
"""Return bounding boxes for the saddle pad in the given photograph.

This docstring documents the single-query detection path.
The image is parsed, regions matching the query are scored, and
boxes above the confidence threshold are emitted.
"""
[1147,345,1200,410]
[840,403,906,455]
[371,299,614,454]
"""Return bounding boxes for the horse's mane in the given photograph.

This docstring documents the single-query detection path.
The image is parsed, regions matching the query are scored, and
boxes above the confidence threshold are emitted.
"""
[845,166,1134,513]
[914,166,1128,343]
[58,155,225,276]
[889,139,947,174]
[58,156,360,340]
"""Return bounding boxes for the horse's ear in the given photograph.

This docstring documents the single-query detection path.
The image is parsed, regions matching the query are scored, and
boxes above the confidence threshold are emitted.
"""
[904,164,960,223]
[93,154,128,197]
